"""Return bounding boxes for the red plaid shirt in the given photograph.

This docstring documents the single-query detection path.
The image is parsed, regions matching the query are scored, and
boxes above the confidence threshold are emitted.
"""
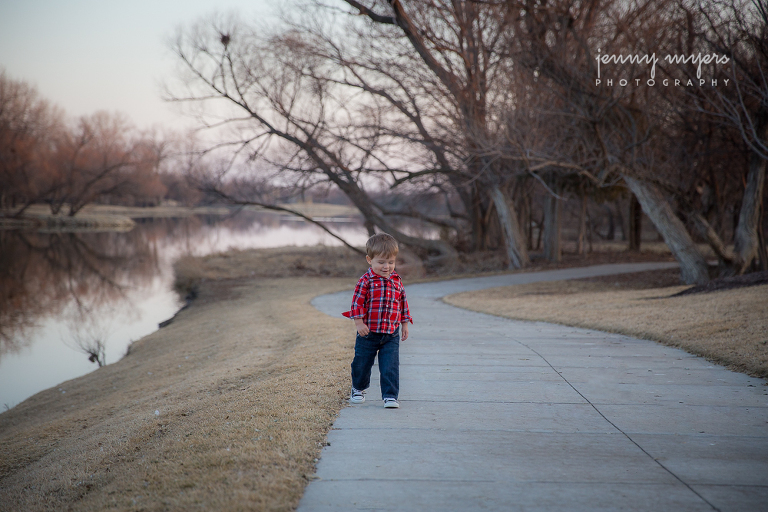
[342,268,413,334]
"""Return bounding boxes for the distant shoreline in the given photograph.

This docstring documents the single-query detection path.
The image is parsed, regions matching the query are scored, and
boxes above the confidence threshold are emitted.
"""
[0,202,361,231]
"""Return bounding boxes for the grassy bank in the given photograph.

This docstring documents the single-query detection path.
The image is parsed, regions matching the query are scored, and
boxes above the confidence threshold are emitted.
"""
[444,268,768,378]
[0,262,359,510]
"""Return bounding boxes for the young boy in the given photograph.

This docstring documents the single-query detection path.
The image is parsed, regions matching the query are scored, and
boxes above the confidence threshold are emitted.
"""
[342,233,412,408]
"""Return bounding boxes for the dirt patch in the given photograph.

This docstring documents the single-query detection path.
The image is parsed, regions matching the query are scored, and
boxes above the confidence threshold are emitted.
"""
[444,271,768,379]
[0,271,357,511]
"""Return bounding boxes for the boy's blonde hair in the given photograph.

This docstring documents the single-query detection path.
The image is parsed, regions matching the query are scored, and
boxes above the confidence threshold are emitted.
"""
[366,232,399,258]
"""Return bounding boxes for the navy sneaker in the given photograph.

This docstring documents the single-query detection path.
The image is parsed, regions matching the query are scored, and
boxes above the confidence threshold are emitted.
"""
[383,398,400,409]
[350,388,365,404]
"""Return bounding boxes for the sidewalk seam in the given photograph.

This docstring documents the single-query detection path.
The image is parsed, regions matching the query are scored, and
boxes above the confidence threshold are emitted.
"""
[519,341,723,512]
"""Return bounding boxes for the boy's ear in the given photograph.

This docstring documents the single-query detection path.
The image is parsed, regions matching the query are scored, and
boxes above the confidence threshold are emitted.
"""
[366,255,372,265]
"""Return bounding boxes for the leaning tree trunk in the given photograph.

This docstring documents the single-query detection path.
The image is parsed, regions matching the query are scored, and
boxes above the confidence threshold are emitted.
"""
[623,175,709,285]
[757,200,767,271]
[733,130,767,274]
[543,192,561,262]
[490,185,529,269]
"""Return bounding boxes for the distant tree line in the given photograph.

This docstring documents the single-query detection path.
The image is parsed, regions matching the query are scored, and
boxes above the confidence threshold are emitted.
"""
[0,69,364,216]
[168,0,767,283]
[0,70,205,215]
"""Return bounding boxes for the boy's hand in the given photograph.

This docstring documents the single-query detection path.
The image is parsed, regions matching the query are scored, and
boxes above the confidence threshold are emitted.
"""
[401,322,409,341]
[354,318,369,336]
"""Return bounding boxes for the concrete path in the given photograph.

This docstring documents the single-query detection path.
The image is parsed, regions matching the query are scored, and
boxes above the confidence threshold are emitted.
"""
[299,263,768,512]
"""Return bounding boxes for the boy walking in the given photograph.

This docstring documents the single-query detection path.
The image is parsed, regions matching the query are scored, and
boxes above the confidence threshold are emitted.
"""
[342,233,413,408]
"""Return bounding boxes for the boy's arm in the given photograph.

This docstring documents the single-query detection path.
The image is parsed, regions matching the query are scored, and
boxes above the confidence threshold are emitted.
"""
[343,276,370,335]
[400,286,413,324]
[400,284,413,341]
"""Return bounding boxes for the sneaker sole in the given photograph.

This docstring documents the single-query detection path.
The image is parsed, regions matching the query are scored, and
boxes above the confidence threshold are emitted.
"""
[384,401,400,409]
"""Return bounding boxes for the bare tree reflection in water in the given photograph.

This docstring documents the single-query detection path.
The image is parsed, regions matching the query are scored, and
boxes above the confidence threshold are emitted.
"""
[67,321,109,367]
[0,230,46,356]
[0,214,291,364]
[0,212,366,372]
[0,227,161,363]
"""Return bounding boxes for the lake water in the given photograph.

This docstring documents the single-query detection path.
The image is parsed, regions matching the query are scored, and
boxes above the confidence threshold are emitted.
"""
[0,211,368,410]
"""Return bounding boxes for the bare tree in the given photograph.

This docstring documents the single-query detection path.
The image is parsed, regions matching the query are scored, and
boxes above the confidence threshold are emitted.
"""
[168,11,459,262]
[0,70,64,215]
[342,0,530,267]
[682,0,768,273]
[1,74,170,218]
[46,112,160,216]
[512,0,718,283]
[70,326,107,367]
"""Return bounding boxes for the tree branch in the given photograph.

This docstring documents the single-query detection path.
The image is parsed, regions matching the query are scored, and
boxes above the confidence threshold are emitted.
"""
[207,187,365,255]
[342,0,395,24]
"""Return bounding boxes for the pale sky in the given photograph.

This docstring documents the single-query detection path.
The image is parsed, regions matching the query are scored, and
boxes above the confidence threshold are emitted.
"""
[0,0,276,131]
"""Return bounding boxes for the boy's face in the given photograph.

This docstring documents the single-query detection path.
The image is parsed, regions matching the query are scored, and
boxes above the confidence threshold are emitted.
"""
[366,253,396,278]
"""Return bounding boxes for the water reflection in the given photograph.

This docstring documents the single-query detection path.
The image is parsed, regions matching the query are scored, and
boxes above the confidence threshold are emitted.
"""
[0,229,153,359]
[0,211,367,409]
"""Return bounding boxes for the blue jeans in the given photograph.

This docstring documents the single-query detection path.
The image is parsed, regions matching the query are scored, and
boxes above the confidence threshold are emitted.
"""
[351,329,400,400]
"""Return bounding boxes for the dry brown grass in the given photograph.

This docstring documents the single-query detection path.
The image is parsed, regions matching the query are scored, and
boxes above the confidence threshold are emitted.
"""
[444,270,768,378]
[0,268,357,510]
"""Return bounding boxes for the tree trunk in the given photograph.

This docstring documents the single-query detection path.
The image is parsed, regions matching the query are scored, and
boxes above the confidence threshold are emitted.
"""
[689,211,735,266]
[628,194,642,251]
[483,198,496,251]
[526,192,534,250]
[733,139,767,274]
[577,188,587,255]
[543,192,561,262]
[623,175,709,284]
[756,199,767,271]
[603,205,615,240]
[490,185,529,269]
[616,199,626,241]
[11,199,35,218]
[534,217,543,251]
[514,181,532,252]
[364,219,376,237]
[471,185,487,251]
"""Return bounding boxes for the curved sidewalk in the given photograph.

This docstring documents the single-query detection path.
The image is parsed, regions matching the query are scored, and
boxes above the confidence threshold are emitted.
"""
[300,263,768,512]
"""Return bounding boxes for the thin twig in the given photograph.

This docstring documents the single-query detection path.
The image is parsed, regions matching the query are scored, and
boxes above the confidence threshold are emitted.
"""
[210,188,365,255]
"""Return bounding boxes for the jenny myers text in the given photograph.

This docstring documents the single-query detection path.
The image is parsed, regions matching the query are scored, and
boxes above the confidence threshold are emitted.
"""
[594,50,731,87]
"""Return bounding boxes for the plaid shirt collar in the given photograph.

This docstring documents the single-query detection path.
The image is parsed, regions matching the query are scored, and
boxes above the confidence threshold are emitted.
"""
[364,267,401,283]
